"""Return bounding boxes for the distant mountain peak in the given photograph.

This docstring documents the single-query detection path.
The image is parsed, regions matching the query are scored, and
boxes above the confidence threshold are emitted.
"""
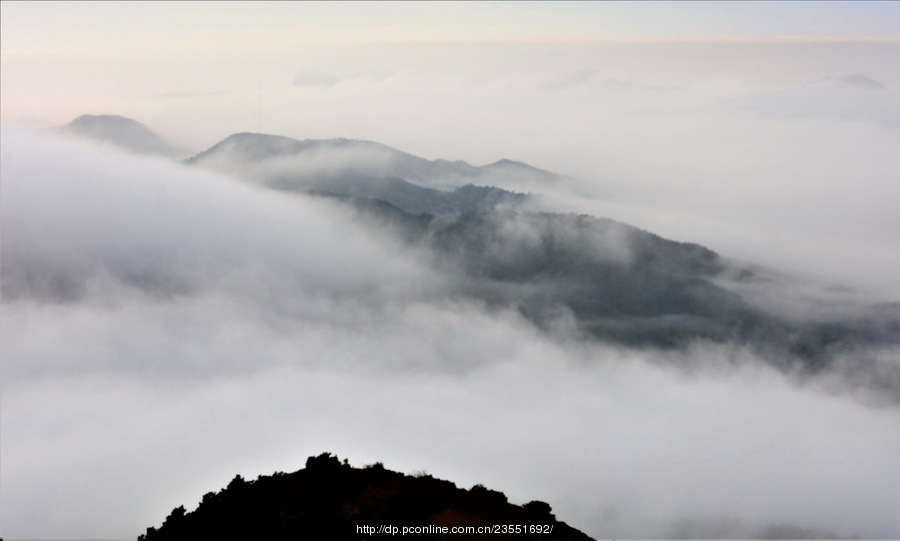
[838,74,886,89]
[71,113,138,125]
[187,132,401,164]
[807,74,888,91]
[489,158,532,168]
[63,114,179,156]
[215,131,390,149]
[221,131,291,142]
[484,158,556,176]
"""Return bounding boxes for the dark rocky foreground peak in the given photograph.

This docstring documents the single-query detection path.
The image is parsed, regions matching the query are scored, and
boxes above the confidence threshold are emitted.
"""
[139,453,594,540]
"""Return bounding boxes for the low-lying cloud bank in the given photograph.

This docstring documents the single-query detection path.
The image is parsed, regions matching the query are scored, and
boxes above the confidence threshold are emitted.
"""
[2,128,899,539]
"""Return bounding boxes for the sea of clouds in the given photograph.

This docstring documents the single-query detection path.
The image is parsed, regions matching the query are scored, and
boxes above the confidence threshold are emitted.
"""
[2,125,898,539]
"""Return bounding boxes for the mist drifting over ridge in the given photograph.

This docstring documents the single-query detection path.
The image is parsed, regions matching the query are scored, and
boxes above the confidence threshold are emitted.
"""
[2,5,900,536]
[3,117,899,539]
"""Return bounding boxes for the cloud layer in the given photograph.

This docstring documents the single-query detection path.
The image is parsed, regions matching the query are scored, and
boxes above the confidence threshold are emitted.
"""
[2,127,899,539]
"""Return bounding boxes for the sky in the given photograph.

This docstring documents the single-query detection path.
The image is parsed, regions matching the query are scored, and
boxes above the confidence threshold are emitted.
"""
[2,2,900,540]
[2,2,899,138]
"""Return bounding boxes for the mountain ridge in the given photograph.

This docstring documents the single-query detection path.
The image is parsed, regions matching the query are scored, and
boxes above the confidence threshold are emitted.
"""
[186,131,535,216]
[186,131,562,190]
[44,116,900,401]
[138,452,595,541]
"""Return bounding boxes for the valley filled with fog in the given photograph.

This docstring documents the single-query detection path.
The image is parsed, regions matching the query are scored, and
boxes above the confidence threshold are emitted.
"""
[2,26,899,540]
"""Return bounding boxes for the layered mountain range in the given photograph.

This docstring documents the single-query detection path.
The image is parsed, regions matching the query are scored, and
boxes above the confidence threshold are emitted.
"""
[58,116,900,400]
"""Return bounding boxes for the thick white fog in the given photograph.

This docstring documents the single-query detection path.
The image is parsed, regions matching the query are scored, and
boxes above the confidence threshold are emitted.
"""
[2,126,899,539]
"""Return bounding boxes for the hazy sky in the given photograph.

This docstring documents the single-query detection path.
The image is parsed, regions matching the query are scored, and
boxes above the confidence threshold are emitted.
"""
[2,3,900,540]
[2,1,898,137]
[3,1,897,48]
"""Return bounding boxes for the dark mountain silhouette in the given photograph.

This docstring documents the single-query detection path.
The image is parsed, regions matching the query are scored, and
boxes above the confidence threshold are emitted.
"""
[61,114,180,157]
[138,453,594,541]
